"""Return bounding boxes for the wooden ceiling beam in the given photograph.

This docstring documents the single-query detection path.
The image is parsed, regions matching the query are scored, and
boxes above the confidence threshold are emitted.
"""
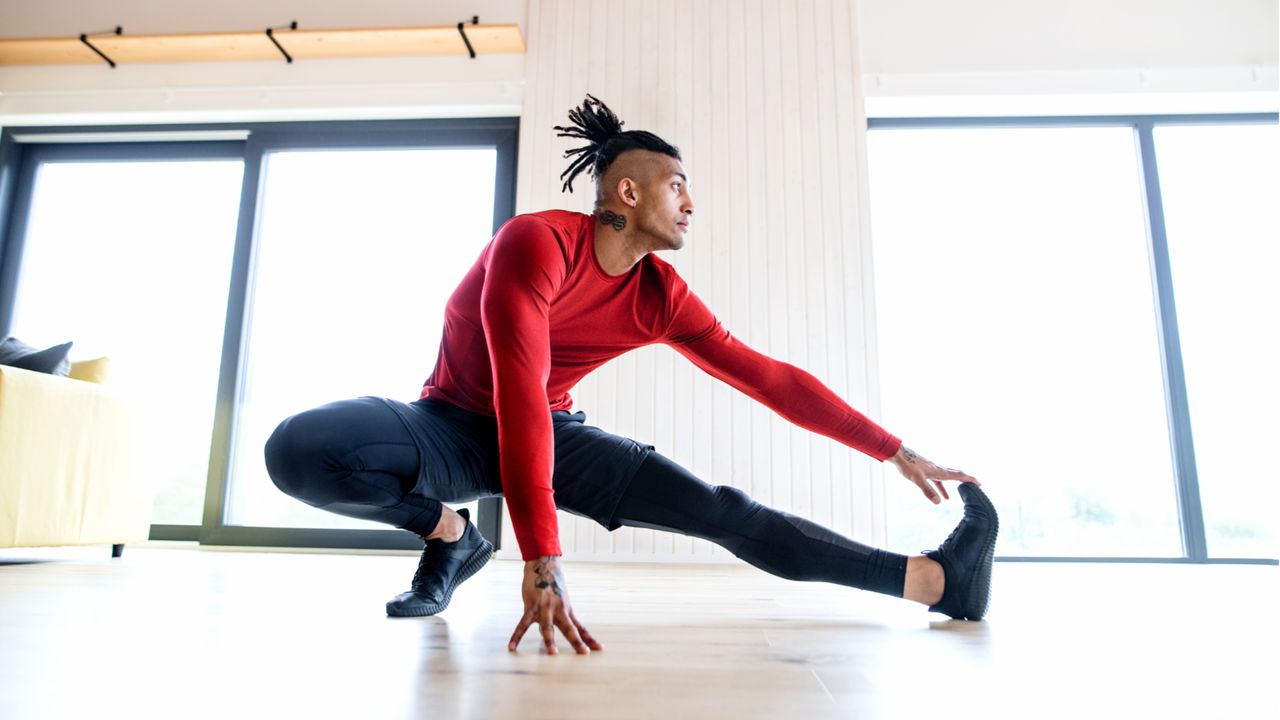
[0,24,525,66]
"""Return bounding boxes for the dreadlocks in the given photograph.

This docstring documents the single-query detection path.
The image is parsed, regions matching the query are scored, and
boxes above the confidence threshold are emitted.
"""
[553,94,682,194]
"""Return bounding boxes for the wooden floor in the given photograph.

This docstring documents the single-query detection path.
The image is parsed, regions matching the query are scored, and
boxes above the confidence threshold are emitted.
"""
[0,543,1274,720]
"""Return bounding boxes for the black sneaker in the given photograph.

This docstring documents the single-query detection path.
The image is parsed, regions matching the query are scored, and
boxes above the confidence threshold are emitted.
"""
[924,483,999,621]
[386,508,494,617]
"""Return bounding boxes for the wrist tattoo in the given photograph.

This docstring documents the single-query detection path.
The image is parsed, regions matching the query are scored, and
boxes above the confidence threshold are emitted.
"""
[533,560,563,597]
[598,210,627,231]
[901,446,918,464]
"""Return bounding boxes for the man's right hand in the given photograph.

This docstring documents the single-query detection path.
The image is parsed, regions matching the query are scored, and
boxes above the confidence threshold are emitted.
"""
[508,556,602,655]
[889,444,980,504]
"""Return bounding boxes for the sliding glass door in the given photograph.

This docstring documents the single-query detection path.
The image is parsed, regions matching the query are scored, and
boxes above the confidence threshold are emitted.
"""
[5,144,244,526]
[226,147,498,530]
[0,119,518,550]
[867,114,1278,562]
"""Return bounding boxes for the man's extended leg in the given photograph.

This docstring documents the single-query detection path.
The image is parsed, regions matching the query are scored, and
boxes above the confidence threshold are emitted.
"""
[610,451,995,618]
[611,452,912,596]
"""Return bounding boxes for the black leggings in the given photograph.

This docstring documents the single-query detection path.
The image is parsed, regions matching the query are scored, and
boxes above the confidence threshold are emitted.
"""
[264,398,454,539]
[615,453,907,597]
[264,397,907,598]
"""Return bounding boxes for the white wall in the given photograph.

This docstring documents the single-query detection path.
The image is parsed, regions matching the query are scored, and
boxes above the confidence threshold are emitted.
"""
[857,0,1278,115]
[504,0,886,561]
[860,0,1275,74]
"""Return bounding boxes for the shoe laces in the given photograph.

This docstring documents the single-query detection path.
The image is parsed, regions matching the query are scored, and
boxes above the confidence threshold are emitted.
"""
[410,543,438,588]
[931,509,972,556]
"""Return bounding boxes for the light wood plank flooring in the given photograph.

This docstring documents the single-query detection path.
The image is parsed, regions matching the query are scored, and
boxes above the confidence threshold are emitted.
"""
[0,543,1274,720]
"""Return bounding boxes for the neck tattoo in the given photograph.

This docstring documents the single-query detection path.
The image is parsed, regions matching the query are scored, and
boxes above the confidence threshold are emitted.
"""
[598,210,627,232]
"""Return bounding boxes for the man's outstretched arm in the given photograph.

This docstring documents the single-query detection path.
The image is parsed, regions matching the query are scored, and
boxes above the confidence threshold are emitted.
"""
[481,216,599,654]
[664,287,977,501]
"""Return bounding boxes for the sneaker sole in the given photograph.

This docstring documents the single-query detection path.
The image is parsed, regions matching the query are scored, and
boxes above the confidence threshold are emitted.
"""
[385,538,495,618]
[961,485,999,621]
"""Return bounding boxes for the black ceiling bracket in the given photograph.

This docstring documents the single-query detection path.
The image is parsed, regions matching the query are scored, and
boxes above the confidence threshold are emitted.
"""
[457,16,479,59]
[266,21,299,63]
[79,26,122,68]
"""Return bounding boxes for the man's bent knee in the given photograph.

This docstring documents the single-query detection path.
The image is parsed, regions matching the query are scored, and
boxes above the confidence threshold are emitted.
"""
[263,411,332,501]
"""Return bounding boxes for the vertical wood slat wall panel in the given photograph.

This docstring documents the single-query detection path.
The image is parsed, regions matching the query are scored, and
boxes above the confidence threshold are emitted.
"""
[761,0,790,527]
[499,0,886,562]
[743,0,772,518]
[675,0,701,560]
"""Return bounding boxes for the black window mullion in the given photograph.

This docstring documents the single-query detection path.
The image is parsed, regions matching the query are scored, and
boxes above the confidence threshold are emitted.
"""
[1142,114,1277,564]
[199,132,264,547]
[1133,121,1209,562]
[0,140,38,337]
[1141,122,1208,561]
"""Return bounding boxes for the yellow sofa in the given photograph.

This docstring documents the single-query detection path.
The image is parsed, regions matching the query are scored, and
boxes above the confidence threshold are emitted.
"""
[0,359,151,556]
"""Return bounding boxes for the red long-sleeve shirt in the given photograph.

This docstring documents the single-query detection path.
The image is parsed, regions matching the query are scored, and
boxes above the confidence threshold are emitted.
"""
[420,210,902,560]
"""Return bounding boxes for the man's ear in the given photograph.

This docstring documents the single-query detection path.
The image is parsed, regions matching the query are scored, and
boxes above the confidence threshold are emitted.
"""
[619,177,639,208]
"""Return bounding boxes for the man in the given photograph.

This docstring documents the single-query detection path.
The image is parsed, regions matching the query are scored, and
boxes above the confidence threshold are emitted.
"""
[264,95,998,656]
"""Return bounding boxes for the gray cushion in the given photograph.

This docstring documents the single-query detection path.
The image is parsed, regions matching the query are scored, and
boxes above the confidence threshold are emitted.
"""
[0,337,74,376]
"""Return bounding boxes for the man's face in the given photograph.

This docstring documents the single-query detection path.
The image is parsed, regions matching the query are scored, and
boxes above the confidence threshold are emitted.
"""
[633,154,694,251]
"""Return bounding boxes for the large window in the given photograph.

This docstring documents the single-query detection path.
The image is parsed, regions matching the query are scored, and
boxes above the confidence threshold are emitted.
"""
[227,147,497,530]
[0,120,517,550]
[867,114,1278,562]
[5,146,243,527]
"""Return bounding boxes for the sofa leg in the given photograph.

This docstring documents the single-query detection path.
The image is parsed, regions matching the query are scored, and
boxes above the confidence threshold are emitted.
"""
[111,544,124,558]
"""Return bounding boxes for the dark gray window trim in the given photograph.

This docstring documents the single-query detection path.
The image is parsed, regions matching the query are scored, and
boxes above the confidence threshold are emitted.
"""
[0,118,518,552]
[868,112,1279,565]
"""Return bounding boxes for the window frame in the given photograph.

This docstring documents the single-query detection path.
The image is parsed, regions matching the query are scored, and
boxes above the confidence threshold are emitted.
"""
[0,118,519,551]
